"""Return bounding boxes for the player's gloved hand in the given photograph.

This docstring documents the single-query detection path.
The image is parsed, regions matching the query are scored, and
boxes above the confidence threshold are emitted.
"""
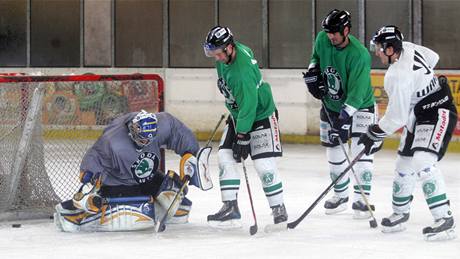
[232,133,251,162]
[303,66,327,100]
[330,109,352,145]
[180,153,198,185]
[358,124,386,155]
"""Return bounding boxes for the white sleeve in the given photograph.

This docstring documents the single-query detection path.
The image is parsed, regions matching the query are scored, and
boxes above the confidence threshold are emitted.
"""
[378,73,413,135]
[416,45,439,69]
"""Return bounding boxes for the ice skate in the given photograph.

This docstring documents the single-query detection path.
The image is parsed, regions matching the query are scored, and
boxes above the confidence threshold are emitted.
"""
[324,196,348,214]
[381,213,409,233]
[207,200,242,229]
[423,217,456,241]
[352,200,375,219]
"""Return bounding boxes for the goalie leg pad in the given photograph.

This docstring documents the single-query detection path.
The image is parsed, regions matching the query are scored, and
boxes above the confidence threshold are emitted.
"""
[55,200,156,232]
[155,170,186,221]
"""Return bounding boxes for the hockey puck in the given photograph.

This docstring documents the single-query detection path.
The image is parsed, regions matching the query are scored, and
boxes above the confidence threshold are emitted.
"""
[369,219,378,228]
[12,224,21,228]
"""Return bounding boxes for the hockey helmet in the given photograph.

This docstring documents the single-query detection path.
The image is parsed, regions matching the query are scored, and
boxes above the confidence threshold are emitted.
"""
[370,25,404,53]
[321,9,351,34]
[203,26,234,57]
[128,110,157,147]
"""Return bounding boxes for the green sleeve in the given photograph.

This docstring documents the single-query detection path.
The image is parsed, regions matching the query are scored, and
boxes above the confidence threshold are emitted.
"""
[344,53,371,109]
[310,34,321,66]
[230,71,258,134]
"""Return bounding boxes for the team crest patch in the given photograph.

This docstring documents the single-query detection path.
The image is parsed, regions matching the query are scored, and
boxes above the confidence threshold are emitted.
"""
[130,152,159,183]
[262,172,275,185]
[324,66,343,100]
[423,181,437,196]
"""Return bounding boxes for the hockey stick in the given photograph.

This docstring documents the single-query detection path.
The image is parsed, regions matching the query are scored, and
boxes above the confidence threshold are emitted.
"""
[287,149,366,229]
[155,114,226,232]
[321,103,378,228]
[242,159,258,235]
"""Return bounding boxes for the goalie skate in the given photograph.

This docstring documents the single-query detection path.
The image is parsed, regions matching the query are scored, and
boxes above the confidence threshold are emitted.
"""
[352,200,375,219]
[207,200,242,229]
[423,217,456,241]
[381,213,409,233]
[324,196,348,215]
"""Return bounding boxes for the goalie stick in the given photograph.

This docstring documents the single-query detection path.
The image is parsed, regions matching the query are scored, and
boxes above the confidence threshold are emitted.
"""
[321,103,378,228]
[287,149,366,229]
[154,114,226,233]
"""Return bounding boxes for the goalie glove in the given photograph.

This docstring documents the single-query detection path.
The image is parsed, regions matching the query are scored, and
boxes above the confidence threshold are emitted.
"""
[358,124,386,155]
[303,64,327,100]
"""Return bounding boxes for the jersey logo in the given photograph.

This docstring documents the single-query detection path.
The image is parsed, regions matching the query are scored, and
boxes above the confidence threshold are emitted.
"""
[217,77,238,110]
[324,66,344,100]
[413,50,431,75]
[130,152,159,184]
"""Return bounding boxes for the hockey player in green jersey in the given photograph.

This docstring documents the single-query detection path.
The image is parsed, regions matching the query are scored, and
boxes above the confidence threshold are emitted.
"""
[303,9,377,218]
[203,26,287,228]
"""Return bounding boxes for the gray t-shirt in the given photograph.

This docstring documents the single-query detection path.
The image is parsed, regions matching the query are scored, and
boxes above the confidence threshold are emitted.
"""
[80,112,199,186]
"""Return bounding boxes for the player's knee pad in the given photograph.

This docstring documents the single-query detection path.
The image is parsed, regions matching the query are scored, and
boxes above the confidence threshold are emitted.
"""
[218,149,239,179]
[253,157,284,207]
[411,151,438,179]
[326,146,347,175]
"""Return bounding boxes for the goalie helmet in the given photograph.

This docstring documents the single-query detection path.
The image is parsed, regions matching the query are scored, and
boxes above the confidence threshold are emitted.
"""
[128,110,158,147]
[321,9,351,34]
[203,26,234,57]
[370,25,404,53]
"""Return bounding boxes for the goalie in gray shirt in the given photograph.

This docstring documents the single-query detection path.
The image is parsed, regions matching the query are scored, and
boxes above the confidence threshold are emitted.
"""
[54,110,213,232]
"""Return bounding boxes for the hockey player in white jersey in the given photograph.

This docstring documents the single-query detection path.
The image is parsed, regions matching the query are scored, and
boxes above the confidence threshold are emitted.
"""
[54,110,212,232]
[359,25,457,241]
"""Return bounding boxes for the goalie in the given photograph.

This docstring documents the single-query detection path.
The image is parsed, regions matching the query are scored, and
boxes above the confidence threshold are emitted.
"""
[54,110,212,232]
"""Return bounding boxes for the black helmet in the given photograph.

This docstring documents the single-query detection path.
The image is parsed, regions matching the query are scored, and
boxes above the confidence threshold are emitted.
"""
[321,9,351,33]
[370,25,404,53]
[203,26,234,57]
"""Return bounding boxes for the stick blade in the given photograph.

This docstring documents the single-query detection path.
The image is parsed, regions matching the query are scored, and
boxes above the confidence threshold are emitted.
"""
[249,224,258,235]
[369,219,378,228]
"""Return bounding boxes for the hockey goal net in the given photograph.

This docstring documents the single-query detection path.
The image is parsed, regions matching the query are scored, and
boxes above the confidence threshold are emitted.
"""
[0,74,164,220]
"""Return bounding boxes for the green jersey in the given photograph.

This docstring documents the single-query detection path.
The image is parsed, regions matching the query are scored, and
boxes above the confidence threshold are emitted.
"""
[216,41,276,133]
[310,31,375,112]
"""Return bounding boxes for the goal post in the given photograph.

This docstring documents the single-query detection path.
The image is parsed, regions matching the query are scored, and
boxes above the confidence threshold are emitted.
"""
[0,74,164,220]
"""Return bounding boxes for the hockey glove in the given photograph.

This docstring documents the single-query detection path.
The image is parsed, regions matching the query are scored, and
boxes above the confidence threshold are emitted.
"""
[232,133,251,162]
[358,124,386,155]
[330,109,352,145]
[303,66,327,100]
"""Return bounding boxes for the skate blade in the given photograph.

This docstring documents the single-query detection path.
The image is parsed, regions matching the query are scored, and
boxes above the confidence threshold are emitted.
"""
[325,204,347,215]
[353,210,372,220]
[264,222,287,233]
[381,224,406,233]
[208,219,242,229]
[424,228,457,241]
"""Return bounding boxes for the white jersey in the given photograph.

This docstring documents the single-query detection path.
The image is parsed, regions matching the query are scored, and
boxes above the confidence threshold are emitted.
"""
[378,41,440,134]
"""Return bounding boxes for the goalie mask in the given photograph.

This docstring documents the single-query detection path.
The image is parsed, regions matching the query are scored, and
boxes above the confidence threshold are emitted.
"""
[128,110,158,148]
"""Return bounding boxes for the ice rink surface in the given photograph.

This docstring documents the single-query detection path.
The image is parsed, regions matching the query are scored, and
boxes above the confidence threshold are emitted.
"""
[0,144,459,259]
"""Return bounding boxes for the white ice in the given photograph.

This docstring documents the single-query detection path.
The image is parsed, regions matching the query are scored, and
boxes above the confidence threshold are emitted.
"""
[1,144,459,259]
